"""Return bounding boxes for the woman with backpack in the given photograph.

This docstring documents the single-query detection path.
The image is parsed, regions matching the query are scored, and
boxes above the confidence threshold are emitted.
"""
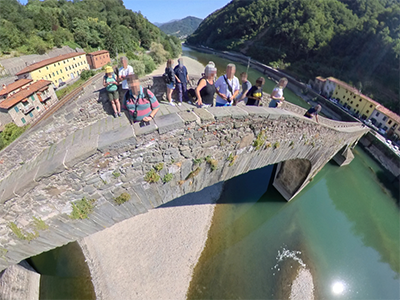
[103,66,121,118]
[164,59,176,106]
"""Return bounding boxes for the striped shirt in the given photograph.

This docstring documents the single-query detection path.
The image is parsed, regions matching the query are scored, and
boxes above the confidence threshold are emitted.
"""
[124,86,159,121]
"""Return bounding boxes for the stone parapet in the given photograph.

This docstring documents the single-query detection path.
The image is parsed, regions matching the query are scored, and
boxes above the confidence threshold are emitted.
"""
[0,104,368,272]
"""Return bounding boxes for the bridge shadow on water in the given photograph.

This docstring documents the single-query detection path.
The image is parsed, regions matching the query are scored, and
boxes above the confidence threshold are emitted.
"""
[158,164,287,210]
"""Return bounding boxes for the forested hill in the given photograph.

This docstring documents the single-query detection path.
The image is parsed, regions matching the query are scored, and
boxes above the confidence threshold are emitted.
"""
[187,0,400,113]
[158,16,203,39]
[0,0,181,60]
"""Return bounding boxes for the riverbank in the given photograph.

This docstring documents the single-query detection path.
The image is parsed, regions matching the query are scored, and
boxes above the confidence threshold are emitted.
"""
[79,183,223,299]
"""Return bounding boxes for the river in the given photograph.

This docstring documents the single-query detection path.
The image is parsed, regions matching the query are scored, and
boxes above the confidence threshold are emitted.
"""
[183,46,400,299]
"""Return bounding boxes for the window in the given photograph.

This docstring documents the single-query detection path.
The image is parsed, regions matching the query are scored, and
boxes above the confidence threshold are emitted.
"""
[69,66,71,70]
[21,117,26,124]
[73,58,75,60]
[29,112,33,118]
[30,95,35,101]
[350,101,353,104]
[370,105,373,108]
[345,90,348,93]
[46,66,49,70]
[56,71,59,75]
[49,74,51,78]
[356,104,359,107]
[39,70,41,73]
[343,96,345,99]
[375,112,380,117]
[54,64,56,67]
[65,67,68,71]
[60,69,62,73]
[366,110,369,114]
[383,116,387,121]
[388,120,392,125]
[52,72,55,76]
[58,62,60,65]
[14,106,19,113]
[36,106,40,111]
[359,99,362,102]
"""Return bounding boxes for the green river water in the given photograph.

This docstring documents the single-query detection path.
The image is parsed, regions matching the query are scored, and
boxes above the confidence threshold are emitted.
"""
[27,47,399,299]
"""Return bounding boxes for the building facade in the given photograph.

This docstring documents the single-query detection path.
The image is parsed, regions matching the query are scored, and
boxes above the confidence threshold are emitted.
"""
[369,106,400,138]
[0,80,58,128]
[86,50,111,69]
[15,52,89,88]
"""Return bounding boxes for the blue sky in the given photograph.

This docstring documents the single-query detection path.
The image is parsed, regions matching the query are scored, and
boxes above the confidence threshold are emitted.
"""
[18,0,231,24]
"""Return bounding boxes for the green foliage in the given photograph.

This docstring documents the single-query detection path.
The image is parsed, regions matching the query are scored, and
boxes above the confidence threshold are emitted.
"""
[32,217,49,231]
[187,0,400,113]
[205,156,218,171]
[8,222,38,241]
[56,78,84,99]
[144,169,160,183]
[115,192,131,205]
[227,153,237,166]
[193,158,204,164]
[253,130,266,150]
[80,69,95,81]
[0,0,182,71]
[149,42,170,64]
[129,60,146,77]
[69,197,96,220]
[186,167,201,180]
[290,141,295,147]
[142,54,156,74]
[0,123,28,150]
[273,142,280,149]
[163,173,173,183]
[154,163,164,172]
[112,171,121,178]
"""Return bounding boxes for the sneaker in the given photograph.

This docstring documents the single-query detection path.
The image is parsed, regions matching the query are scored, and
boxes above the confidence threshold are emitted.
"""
[118,112,122,117]
[114,112,118,118]
[178,102,182,106]
[188,101,192,105]
[169,102,176,106]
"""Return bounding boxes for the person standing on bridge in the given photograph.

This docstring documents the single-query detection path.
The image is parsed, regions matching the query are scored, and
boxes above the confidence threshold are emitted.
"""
[174,58,190,106]
[234,72,252,105]
[269,77,288,108]
[215,63,240,107]
[124,74,160,123]
[165,59,176,106]
[103,66,121,118]
[246,77,265,106]
[118,57,134,107]
[304,104,322,123]
[195,63,217,108]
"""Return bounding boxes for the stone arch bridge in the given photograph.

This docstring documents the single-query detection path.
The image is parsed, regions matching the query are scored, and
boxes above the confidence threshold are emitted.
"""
[0,75,368,271]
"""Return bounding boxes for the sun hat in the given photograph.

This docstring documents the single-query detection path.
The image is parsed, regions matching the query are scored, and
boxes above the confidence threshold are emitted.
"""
[105,66,113,73]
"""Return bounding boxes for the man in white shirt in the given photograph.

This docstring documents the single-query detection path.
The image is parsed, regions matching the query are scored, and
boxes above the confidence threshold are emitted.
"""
[118,56,134,103]
[215,63,240,106]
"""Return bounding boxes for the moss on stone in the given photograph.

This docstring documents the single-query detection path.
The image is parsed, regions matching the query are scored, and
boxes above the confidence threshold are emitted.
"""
[115,192,131,205]
[205,156,218,171]
[163,173,173,183]
[70,197,96,220]
[144,169,160,183]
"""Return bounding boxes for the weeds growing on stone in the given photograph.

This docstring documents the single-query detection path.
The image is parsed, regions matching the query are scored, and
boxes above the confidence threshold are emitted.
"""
[33,217,49,231]
[0,247,8,263]
[193,158,204,164]
[205,156,218,171]
[115,193,131,205]
[8,222,38,241]
[112,171,121,178]
[273,142,280,149]
[144,169,160,183]
[154,163,164,172]
[186,167,201,180]
[70,197,96,220]
[227,153,237,166]
[163,173,173,183]
[253,131,266,150]
[290,141,294,147]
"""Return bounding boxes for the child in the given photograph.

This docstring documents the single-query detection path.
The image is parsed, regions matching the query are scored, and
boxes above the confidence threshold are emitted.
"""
[103,66,121,117]
[246,77,265,106]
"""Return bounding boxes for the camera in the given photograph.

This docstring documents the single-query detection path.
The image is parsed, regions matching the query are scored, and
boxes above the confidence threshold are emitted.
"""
[139,120,150,127]
[227,96,232,103]
[132,111,137,119]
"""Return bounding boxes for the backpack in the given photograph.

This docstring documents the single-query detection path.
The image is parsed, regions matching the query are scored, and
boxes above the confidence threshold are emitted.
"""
[162,72,171,84]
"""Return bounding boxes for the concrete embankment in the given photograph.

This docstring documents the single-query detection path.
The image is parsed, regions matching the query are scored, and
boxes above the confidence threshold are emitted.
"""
[79,183,223,300]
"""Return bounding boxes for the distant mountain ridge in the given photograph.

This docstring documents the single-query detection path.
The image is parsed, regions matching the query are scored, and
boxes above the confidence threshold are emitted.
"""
[158,16,203,39]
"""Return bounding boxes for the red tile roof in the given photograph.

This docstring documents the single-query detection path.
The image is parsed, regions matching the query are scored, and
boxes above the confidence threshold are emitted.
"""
[327,77,380,106]
[0,80,52,109]
[0,79,33,96]
[88,50,109,56]
[15,52,86,76]
[376,105,400,124]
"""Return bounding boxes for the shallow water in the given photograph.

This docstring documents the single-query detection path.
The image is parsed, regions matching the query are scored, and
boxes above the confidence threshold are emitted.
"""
[187,146,399,299]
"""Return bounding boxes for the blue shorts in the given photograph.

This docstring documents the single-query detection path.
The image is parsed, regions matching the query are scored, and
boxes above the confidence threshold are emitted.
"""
[166,82,175,90]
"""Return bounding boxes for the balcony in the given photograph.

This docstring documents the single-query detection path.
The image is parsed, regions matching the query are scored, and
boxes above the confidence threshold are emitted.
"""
[21,104,34,114]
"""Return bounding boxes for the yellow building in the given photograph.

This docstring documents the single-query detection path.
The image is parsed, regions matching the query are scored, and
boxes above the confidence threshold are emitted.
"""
[16,52,89,88]
[323,77,379,120]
